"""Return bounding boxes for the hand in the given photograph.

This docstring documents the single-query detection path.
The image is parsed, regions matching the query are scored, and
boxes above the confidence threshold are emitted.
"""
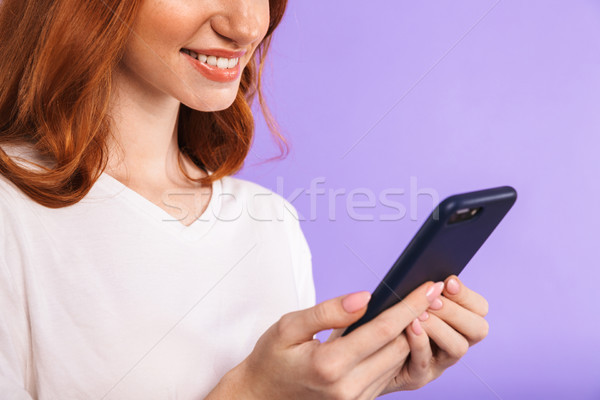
[379,275,490,394]
[206,281,445,400]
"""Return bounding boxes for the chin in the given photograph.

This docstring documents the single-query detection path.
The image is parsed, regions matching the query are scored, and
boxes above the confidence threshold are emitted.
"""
[183,91,237,112]
[183,101,235,113]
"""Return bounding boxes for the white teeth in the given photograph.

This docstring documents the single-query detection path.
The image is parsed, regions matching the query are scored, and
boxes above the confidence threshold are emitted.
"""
[206,55,217,66]
[217,57,229,69]
[183,49,239,69]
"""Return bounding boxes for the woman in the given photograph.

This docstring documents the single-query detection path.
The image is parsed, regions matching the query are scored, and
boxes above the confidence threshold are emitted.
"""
[0,0,490,398]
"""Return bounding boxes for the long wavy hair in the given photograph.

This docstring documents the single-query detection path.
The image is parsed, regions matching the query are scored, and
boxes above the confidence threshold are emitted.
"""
[0,0,289,208]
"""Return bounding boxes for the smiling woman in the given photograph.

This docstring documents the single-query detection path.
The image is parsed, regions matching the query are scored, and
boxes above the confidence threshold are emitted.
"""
[0,0,489,399]
[0,0,288,205]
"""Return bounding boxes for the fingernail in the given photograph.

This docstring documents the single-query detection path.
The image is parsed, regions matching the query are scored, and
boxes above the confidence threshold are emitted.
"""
[447,278,460,295]
[342,291,371,313]
[418,311,429,321]
[426,282,444,302]
[429,298,443,310]
[411,318,423,335]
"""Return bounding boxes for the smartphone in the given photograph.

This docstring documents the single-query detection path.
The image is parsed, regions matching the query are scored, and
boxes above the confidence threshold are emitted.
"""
[341,185,517,337]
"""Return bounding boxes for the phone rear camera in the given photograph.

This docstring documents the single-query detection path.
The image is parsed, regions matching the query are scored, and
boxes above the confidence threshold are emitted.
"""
[448,207,483,224]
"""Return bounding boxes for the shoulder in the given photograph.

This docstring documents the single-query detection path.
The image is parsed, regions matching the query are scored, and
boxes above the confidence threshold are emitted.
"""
[219,175,311,258]
[0,172,36,273]
[0,173,28,219]
[219,175,301,223]
[0,173,43,255]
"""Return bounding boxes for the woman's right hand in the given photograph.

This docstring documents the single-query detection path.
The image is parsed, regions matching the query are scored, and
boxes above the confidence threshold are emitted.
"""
[206,280,445,400]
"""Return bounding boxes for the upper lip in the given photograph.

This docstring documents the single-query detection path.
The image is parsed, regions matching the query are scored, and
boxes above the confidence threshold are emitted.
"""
[183,47,246,59]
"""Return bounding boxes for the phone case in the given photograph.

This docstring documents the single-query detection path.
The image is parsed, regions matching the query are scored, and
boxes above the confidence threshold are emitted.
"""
[341,185,517,336]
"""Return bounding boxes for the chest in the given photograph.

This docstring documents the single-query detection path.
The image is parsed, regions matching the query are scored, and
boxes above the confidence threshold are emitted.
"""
[133,184,213,228]
[11,197,300,399]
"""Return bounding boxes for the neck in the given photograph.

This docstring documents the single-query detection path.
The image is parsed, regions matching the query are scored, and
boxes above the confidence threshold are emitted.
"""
[105,62,205,188]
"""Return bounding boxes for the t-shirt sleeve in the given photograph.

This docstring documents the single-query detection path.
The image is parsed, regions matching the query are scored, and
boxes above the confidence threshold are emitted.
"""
[0,254,34,399]
[285,200,316,310]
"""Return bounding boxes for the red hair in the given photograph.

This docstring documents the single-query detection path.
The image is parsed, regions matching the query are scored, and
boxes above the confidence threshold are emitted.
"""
[0,0,289,208]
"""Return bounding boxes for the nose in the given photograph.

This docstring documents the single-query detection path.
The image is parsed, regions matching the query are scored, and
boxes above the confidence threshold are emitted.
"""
[210,0,267,47]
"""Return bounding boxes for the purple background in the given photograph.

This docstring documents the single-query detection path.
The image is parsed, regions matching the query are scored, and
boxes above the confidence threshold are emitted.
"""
[237,1,600,398]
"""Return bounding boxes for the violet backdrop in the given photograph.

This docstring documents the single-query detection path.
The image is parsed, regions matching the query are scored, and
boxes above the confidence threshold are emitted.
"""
[237,1,600,399]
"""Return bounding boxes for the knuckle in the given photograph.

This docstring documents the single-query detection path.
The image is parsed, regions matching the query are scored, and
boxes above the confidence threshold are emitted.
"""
[373,318,398,340]
[313,352,343,384]
[459,341,469,357]
[313,303,333,326]
[394,333,410,356]
[450,339,469,360]
[276,313,294,338]
[474,319,490,342]
[480,298,489,317]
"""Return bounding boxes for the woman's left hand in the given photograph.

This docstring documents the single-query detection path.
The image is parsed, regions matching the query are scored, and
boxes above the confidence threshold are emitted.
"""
[380,274,490,394]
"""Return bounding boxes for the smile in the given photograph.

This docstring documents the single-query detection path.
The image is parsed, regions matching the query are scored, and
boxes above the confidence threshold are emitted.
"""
[181,48,241,83]
[180,48,239,70]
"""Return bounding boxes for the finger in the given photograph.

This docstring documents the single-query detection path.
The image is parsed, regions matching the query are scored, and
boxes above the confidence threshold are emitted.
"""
[277,291,371,346]
[312,335,408,400]
[333,281,444,365]
[420,312,469,369]
[395,317,433,389]
[346,333,410,398]
[443,275,489,317]
[361,320,434,398]
[427,296,489,345]
[359,358,404,400]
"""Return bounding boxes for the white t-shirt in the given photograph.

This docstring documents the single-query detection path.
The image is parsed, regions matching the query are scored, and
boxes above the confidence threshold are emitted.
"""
[0,145,316,399]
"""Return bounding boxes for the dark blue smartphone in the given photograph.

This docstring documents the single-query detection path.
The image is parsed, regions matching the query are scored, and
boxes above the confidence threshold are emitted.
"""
[341,185,517,337]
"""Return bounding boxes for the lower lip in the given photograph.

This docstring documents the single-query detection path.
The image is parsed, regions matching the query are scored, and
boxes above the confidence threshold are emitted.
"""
[182,51,241,83]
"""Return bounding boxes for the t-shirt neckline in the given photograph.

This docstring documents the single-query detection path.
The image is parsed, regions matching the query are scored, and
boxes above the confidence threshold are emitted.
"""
[94,170,223,242]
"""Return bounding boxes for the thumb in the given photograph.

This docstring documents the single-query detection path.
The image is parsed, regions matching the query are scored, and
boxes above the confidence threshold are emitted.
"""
[278,291,372,346]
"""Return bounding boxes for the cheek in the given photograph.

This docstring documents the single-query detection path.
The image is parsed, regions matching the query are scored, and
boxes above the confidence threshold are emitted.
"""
[132,3,198,54]
[259,2,271,41]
